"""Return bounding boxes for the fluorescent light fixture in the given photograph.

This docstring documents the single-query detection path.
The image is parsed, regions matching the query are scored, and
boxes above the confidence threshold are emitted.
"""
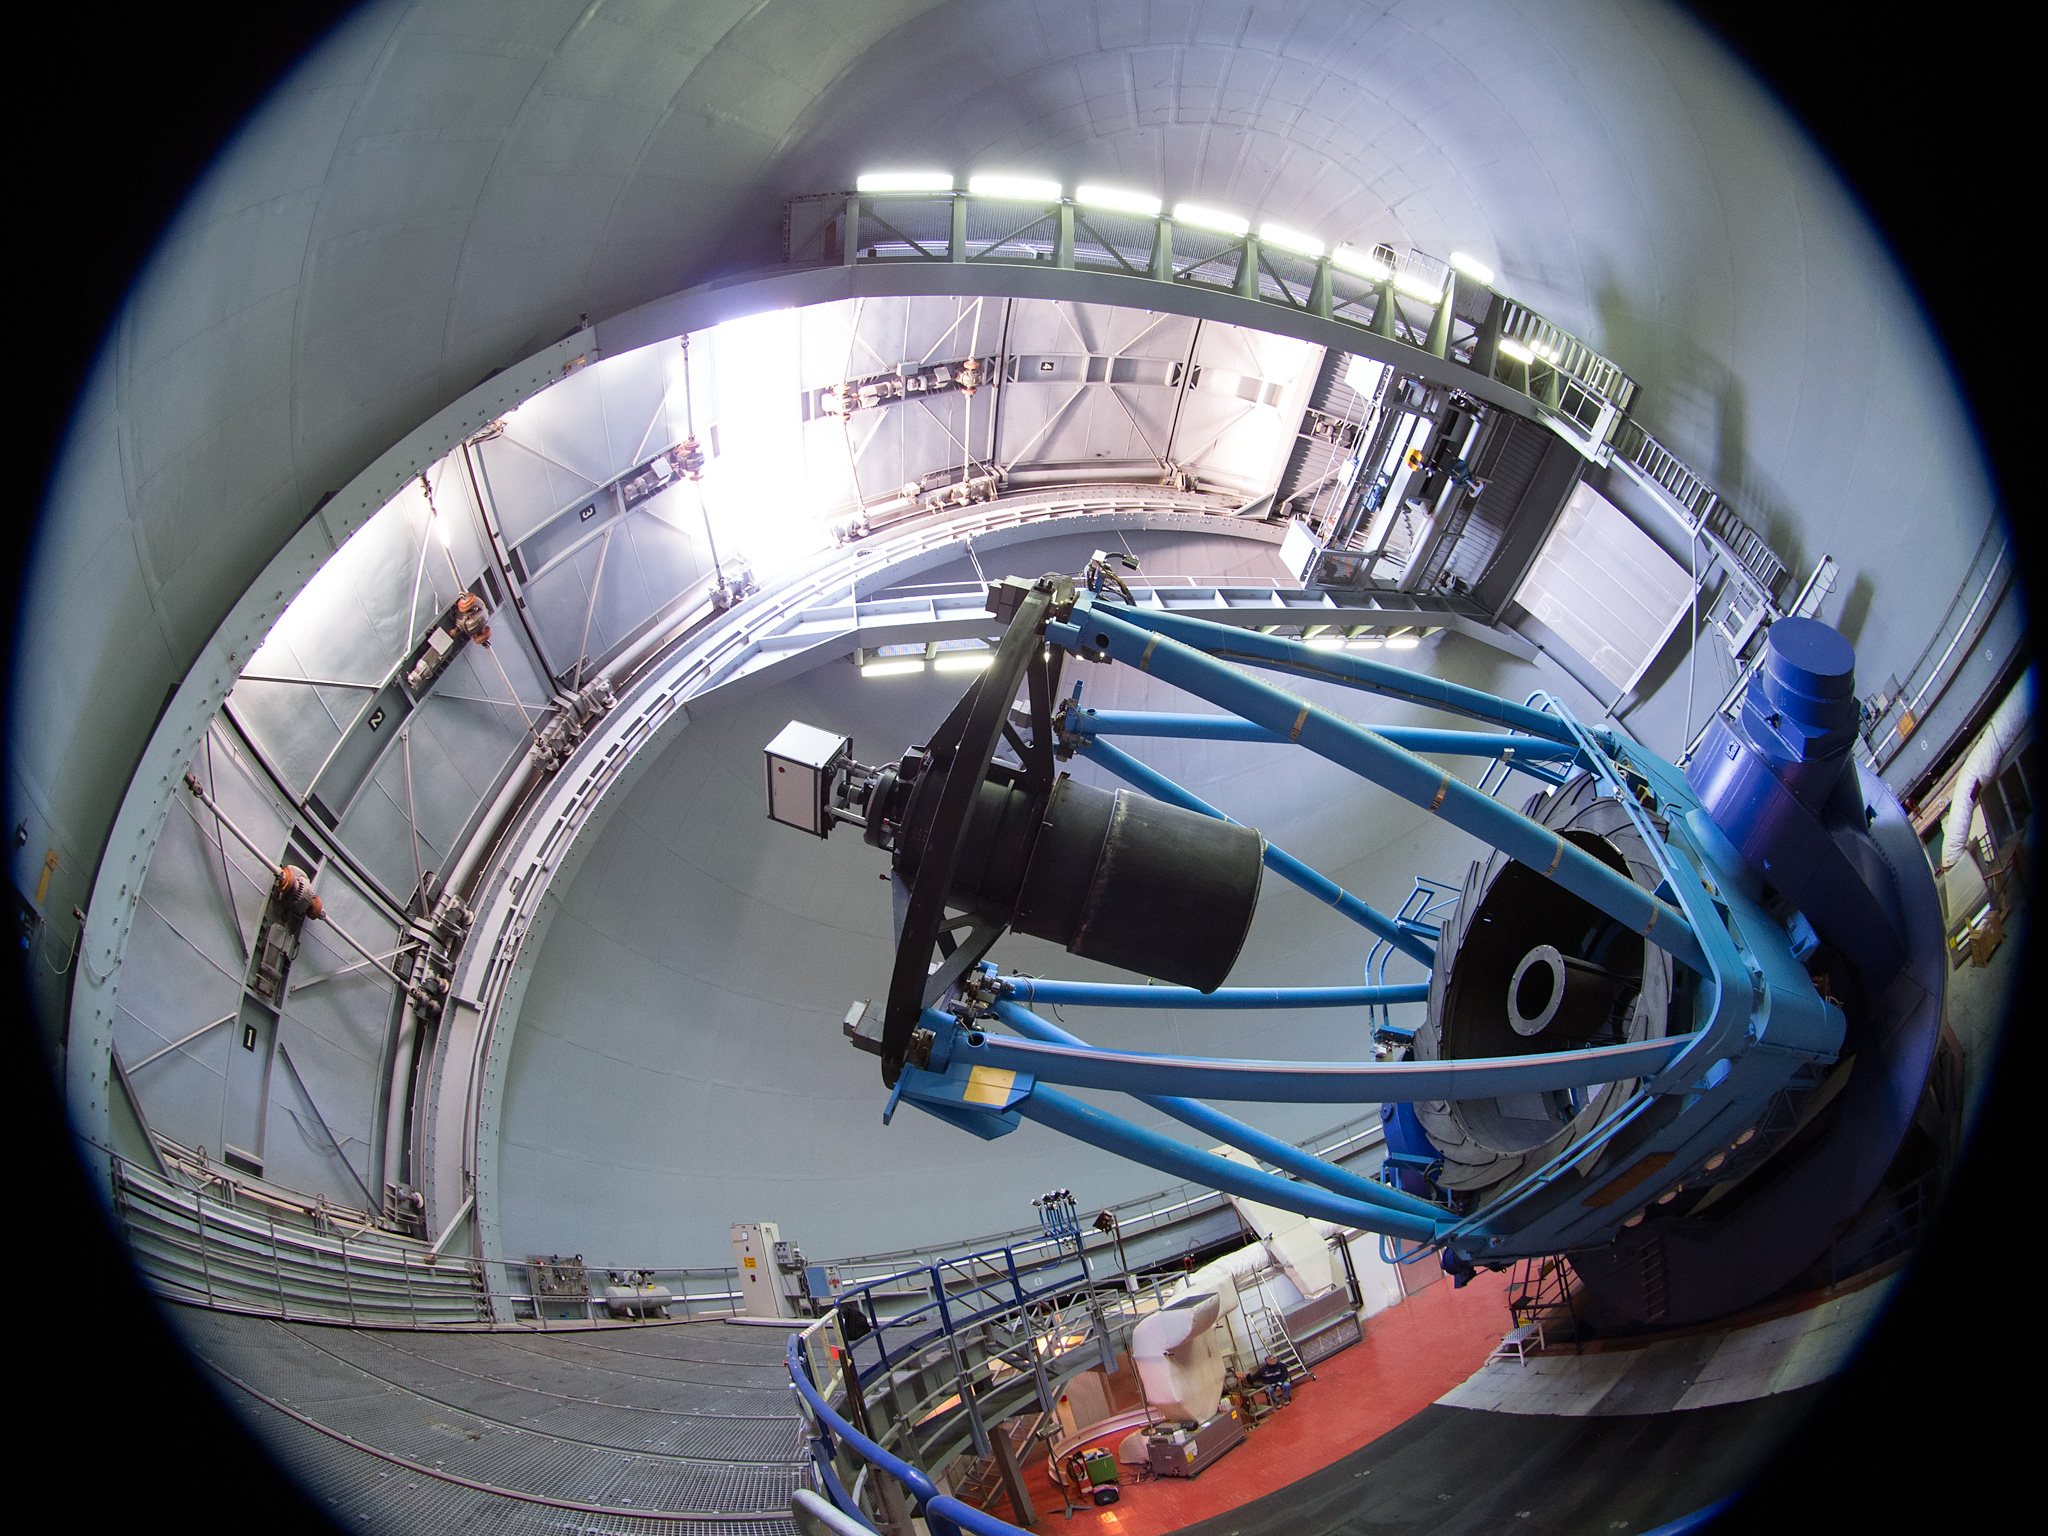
[1173,203,1250,238]
[1498,337,1537,365]
[1259,222,1324,258]
[1393,270,1444,303]
[1076,184,1162,218]
[1330,245,1390,281]
[861,659,926,678]
[933,651,995,672]
[1449,251,1495,285]
[856,171,954,193]
[1305,635,1344,650]
[1348,637,1384,650]
[1385,634,1422,650]
[969,174,1062,201]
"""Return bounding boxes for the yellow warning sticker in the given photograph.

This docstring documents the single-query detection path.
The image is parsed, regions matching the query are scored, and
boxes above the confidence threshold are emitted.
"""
[743,1257,756,1269]
[962,1066,1017,1106]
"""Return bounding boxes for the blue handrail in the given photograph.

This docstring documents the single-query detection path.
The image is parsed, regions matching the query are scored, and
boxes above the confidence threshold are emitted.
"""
[790,1327,1738,1536]
[787,1332,1031,1536]
[827,1237,1104,1379]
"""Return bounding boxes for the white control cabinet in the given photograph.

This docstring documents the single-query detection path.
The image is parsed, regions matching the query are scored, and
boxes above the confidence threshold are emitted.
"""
[730,1221,795,1318]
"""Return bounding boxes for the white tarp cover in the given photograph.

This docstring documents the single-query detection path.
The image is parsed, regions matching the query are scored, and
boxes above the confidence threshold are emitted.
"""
[1516,482,1696,696]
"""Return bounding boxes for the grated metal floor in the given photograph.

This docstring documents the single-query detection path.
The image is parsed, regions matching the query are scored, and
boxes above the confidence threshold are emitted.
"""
[172,1306,802,1536]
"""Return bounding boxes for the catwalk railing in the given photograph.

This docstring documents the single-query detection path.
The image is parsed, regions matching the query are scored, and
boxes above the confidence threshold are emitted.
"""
[786,1238,1175,1536]
[114,1156,743,1328]
[787,1234,1352,1533]
[783,185,1811,713]
[824,1107,1387,1297]
[784,187,1637,452]
[113,1108,1392,1332]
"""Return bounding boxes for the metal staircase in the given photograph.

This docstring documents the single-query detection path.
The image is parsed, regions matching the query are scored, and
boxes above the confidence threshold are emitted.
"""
[1505,1255,1583,1348]
[1367,876,1460,1051]
[810,1239,1173,1514]
[947,1414,1044,1513]
[1639,1232,1670,1326]
[1240,1297,1316,1386]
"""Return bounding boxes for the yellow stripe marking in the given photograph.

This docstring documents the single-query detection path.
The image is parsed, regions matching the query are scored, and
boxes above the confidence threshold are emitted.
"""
[1429,773,1450,812]
[1289,707,1309,742]
[963,1066,1017,1106]
[1139,635,1160,672]
[1643,906,1658,934]
[1545,835,1565,876]
[1582,1152,1673,1208]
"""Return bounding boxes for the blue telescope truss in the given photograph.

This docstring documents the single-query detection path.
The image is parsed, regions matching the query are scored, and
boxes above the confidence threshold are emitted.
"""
[846,566,1941,1295]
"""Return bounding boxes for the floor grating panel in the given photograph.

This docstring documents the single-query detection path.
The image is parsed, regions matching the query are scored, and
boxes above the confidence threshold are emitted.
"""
[174,1307,806,1532]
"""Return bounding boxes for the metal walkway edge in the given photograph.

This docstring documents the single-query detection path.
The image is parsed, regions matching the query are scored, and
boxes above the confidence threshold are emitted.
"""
[172,1305,804,1535]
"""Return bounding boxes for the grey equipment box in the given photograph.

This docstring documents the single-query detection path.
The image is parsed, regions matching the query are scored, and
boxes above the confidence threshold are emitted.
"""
[1146,1405,1248,1479]
[764,721,850,837]
[1284,1286,1363,1368]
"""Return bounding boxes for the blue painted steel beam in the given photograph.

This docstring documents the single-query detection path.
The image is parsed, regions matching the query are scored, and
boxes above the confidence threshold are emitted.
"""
[993,997,1444,1223]
[1069,708,1580,766]
[1061,605,1709,975]
[949,1027,1700,1103]
[998,977,1430,1009]
[1092,602,1579,743]
[1015,1083,1444,1242]
[1077,736,1436,966]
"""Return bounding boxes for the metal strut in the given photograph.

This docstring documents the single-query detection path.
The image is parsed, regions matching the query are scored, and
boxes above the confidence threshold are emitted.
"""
[1051,599,1708,975]
[821,562,1854,1270]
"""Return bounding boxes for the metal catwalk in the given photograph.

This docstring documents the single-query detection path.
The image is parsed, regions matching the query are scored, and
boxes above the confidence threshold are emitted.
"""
[173,1306,805,1534]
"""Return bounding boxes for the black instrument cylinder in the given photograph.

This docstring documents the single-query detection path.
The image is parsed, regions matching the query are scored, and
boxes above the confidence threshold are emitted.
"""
[890,762,1265,994]
[1011,778,1265,993]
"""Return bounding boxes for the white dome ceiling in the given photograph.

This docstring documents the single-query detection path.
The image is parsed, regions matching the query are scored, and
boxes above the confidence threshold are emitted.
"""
[15,1,1994,930]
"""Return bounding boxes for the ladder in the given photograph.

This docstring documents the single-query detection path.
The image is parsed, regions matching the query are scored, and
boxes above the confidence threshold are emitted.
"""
[950,1454,1004,1510]
[1639,1233,1670,1325]
[1241,1297,1315,1385]
[1366,875,1458,1049]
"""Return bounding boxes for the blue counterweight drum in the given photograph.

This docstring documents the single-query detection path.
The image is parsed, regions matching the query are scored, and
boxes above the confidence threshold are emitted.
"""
[765,567,1947,1335]
[1559,621,1949,1328]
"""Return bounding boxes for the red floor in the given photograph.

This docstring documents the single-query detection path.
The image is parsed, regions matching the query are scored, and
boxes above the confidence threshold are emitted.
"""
[1009,1267,1513,1534]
